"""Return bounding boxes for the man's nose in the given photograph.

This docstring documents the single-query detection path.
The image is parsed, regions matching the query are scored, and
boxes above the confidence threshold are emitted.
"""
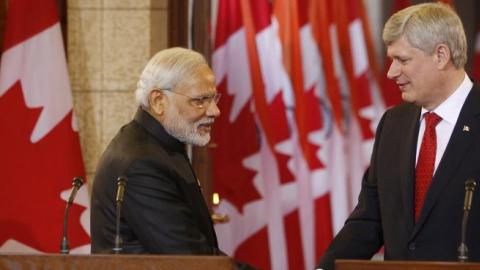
[206,101,220,118]
[386,60,400,80]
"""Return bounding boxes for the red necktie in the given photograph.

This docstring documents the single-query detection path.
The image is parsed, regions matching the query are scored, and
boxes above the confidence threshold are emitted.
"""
[415,112,442,221]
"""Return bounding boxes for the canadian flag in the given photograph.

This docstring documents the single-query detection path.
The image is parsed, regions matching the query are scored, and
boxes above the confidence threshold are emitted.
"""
[211,0,387,269]
[0,0,90,253]
[274,0,333,268]
[210,0,386,269]
[212,0,298,268]
[331,0,385,209]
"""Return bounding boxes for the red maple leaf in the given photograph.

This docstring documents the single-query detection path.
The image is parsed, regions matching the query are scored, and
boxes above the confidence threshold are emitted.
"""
[266,92,295,185]
[0,82,89,252]
[212,79,262,212]
[302,87,325,170]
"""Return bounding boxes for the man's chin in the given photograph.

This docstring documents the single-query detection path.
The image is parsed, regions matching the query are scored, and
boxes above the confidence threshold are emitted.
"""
[401,92,414,103]
[190,133,211,147]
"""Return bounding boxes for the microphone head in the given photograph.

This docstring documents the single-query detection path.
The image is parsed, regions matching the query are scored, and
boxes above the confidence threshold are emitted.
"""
[117,176,128,187]
[72,177,84,188]
[465,178,477,192]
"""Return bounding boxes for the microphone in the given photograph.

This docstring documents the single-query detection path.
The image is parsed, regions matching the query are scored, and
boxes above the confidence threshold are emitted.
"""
[113,176,128,254]
[458,178,476,262]
[60,177,84,254]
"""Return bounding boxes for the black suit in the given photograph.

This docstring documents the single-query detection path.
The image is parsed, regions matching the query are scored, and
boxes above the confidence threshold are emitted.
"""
[91,108,219,254]
[317,85,480,270]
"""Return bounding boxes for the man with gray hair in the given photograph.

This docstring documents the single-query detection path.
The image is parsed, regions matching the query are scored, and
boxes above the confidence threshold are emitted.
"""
[90,47,221,254]
[317,3,479,269]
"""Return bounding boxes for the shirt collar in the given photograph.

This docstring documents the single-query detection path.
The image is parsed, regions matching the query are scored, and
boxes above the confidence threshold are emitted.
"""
[421,73,473,124]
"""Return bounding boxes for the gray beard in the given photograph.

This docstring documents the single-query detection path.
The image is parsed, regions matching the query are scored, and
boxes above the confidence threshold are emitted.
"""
[162,106,212,147]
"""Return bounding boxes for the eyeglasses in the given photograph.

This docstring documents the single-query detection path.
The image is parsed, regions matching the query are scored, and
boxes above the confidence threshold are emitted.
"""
[158,88,221,109]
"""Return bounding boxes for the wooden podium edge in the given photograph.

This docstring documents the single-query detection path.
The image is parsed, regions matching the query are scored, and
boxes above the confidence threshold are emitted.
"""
[336,259,480,270]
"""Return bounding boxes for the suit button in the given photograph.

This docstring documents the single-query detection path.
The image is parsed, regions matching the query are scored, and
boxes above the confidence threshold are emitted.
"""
[409,243,416,251]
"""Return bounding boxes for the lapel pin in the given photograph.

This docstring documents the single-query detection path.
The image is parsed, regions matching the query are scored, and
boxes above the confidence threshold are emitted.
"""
[196,178,202,189]
[463,125,470,132]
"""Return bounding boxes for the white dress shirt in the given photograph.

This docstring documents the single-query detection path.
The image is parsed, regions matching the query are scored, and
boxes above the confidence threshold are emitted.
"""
[415,73,473,173]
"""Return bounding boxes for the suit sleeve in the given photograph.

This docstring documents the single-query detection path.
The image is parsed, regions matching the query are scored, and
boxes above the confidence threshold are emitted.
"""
[121,158,213,254]
[316,111,390,270]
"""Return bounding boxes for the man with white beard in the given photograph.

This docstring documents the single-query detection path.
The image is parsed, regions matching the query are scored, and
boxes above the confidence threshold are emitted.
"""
[90,47,222,254]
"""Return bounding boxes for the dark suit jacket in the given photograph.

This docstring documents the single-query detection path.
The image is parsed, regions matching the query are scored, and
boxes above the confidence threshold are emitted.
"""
[317,85,480,270]
[90,108,219,254]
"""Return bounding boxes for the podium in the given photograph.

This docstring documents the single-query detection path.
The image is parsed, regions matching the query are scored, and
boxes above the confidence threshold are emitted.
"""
[336,259,480,270]
[0,254,236,270]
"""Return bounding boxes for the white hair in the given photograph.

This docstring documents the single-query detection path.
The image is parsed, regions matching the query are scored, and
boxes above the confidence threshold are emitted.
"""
[135,47,209,108]
[383,2,467,68]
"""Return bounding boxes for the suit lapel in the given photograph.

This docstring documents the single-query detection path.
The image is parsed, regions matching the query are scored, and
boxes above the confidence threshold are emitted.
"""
[399,106,421,236]
[412,85,480,237]
[175,154,219,248]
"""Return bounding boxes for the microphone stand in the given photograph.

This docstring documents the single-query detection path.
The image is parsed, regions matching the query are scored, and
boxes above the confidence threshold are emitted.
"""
[458,178,476,262]
[113,176,127,254]
[60,177,84,254]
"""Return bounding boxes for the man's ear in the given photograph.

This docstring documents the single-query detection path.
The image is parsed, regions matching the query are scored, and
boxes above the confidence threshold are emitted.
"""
[148,89,166,116]
[434,43,451,70]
